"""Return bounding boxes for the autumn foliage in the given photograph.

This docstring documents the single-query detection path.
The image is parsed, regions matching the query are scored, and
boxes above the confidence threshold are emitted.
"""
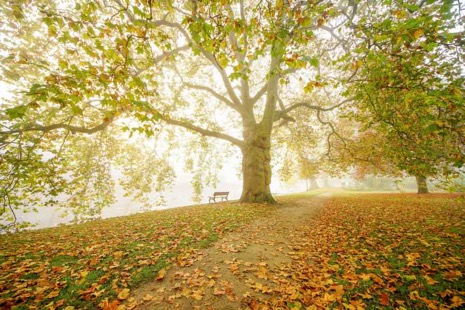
[1,193,464,309]
[0,203,269,309]
[246,194,465,309]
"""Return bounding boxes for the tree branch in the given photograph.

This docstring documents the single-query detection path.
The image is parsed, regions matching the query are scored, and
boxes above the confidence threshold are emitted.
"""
[274,97,354,122]
[250,83,268,105]
[153,19,243,107]
[159,114,244,148]
[226,2,252,103]
[182,82,238,111]
[153,45,190,63]
[0,118,113,135]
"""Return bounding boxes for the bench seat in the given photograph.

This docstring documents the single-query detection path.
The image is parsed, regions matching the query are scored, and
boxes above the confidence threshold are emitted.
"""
[209,191,229,203]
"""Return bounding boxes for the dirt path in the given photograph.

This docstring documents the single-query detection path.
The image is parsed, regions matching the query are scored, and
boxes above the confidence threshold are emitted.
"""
[129,193,331,309]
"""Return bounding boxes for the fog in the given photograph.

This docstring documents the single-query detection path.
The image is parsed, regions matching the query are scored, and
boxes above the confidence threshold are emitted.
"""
[17,166,353,230]
[12,153,435,231]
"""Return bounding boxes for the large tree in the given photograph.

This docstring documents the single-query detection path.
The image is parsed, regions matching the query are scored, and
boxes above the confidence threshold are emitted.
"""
[1,0,463,231]
[0,0,353,214]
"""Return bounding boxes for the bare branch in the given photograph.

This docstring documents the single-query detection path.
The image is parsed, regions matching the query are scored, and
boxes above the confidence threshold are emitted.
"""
[182,82,240,111]
[160,114,244,148]
[274,97,354,122]
[153,19,243,107]
[150,45,190,66]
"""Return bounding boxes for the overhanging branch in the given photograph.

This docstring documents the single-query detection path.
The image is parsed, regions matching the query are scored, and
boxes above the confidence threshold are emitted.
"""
[0,118,113,136]
[160,114,244,148]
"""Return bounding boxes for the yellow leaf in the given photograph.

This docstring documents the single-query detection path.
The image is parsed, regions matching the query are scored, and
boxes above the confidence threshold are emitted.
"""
[451,296,464,308]
[156,268,166,281]
[323,292,336,302]
[424,275,438,285]
[207,279,216,287]
[113,251,124,259]
[46,290,60,299]
[413,29,424,39]
[117,288,130,300]
[213,288,225,295]
[191,290,203,301]
[409,290,420,300]
[143,294,153,301]
[360,292,373,299]
[404,275,416,282]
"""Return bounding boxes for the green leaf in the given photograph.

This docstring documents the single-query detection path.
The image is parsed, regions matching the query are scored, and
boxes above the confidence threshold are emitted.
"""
[6,105,28,119]
[309,57,319,67]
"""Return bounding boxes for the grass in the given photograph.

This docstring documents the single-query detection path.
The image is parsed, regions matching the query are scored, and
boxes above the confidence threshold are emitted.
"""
[270,192,465,310]
[1,191,463,309]
[0,201,273,309]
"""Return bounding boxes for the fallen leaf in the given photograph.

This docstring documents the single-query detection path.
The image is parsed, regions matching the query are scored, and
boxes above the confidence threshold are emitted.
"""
[99,299,120,310]
[117,288,130,300]
[191,290,203,301]
[113,251,124,259]
[379,292,389,306]
[156,268,167,281]
[143,294,153,301]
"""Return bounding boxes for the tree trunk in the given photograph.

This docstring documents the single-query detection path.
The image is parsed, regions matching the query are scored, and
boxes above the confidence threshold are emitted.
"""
[415,175,429,194]
[239,45,282,203]
[240,126,276,203]
[310,178,319,189]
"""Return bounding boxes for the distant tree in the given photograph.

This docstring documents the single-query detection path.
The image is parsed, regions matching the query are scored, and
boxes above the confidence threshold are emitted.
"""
[299,158,320,191]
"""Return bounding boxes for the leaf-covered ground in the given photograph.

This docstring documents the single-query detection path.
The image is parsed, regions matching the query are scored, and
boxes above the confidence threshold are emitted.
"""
[1,192,464,310]
[269,193,465,310]
[129,192,464,310]
[0,202,272,309]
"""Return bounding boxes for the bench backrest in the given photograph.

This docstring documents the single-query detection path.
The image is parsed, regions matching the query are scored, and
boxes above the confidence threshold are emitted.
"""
[213,191,229,196]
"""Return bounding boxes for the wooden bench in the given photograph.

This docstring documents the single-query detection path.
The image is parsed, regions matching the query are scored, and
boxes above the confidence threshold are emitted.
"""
[209,191,229,203]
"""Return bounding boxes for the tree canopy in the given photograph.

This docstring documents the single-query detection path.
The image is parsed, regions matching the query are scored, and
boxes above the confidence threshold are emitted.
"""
[336,0,464,192]
[1,0,464,230]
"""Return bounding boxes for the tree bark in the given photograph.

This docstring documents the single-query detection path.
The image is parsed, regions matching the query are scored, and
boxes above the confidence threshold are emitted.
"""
[310,178,319,189]
[240,125,276,203]
[415,175,429,194]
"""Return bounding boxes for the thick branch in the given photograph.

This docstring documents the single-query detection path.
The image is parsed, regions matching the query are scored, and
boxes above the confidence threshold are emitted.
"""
[153,19,242,107]
[226,2,251,103]
[250,83,268,105]
[160,114,244,148]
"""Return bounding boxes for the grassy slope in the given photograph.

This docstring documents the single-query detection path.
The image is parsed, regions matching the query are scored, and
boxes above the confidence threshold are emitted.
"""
[0,202,273,309]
